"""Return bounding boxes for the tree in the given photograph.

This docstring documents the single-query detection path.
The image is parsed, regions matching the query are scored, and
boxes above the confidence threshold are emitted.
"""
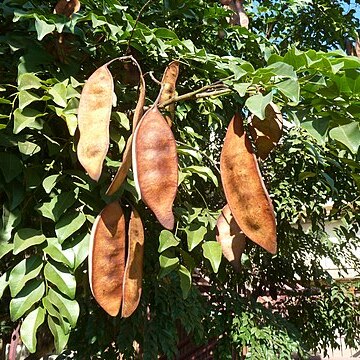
[0,0,359,359]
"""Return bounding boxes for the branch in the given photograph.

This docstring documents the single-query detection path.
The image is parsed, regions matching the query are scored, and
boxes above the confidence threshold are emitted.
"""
[126,0,154,54]
[159,83,232,108]
[266,4,288,40]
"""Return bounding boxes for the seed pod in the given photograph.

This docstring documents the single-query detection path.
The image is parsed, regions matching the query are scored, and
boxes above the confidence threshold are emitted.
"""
[54,0,80,17]
[248,102,283,160]
[122,208,144,318]
[216,204,246,272]
[220,113,277,254]
[88,201,126,316]
[106,74,146,196]
[77,65,113,181]
[158,61,180,127]
[133,105,178,230]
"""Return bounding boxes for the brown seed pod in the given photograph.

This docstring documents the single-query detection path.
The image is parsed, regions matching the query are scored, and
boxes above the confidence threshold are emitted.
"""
[77,65,113,181]
[106,74,146,196]
[54,0,80,17]
[158,61,180,127]
[133,105,178,230]
[248,102,283,160]
[220,113,277,254]
[122,208,145,318]
[216,204,246,272]
[88,201,126,316]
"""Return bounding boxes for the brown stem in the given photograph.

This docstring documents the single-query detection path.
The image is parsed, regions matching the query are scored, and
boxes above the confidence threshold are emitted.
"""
[266,4,288,39]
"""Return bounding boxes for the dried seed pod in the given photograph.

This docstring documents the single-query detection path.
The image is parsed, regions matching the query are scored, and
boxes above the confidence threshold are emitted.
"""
[248,102,283,160]
[106,74,146,196]
[220,113,277,254]
[77,65,113,181]
[122,208,145,318]
[158,61,180,126]
[216,204,246,272]
[54,0,80,17]
[133,105,178,230]
[88,201,126,316]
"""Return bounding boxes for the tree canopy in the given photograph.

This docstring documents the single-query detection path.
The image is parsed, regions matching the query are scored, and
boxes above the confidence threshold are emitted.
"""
[0,0,359,359]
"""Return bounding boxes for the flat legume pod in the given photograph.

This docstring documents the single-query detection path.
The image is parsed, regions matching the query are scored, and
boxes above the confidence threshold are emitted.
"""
[159,61,180,127]
[216,204,246,272]
[133,106,178,230]
[88,201,126,316]
[106,74,146,196]
[248,102,283,160]
[220,113,277,254]
[122,208,144,318]
[77,65,113,181]
[54,0,80,17]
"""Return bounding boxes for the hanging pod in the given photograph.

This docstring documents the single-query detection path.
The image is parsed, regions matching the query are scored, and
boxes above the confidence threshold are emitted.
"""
[122,208,145,318]
[132,105,178,230]
[216,204,246,272]
[106,74,146,196]
[248,102,283,160]
[54,0,80,17]
[88,201,126,316]
[158,61,180,127]
[220,113,277,254]
[77,65,114,181]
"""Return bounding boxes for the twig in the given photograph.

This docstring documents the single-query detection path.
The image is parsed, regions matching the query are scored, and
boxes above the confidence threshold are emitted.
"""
[126,0,154,54]
[146,71,162,85]
[266,4,288,39]
[159,84,231,108]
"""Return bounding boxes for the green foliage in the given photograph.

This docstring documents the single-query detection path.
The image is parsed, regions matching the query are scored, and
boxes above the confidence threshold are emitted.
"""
[0,0,359,358]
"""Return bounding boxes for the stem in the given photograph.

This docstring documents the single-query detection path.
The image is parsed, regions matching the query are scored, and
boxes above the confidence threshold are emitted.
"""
[126,0,154,54]
[159,84,232,108]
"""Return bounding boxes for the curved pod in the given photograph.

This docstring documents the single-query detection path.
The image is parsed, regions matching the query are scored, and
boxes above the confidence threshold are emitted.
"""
[248,102,283,160]
[216,204,246,272]
[88,201,126,316]
[133,106,178,230]
[122,208,145,318]
[77,65,113,181]
[220,113,277,254]
[106,74,146,196]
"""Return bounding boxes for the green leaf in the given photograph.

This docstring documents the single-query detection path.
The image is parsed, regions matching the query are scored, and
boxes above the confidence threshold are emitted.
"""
[245,92,273,120]
[0,153,23,182]
[113,112,130,130]
[13,108,45,134]
[0,272,9,298]
[232,82,251,97]
[9,256,43,297]
[20,307,45,353]
[10,280,45,321]
[329,122,360,154]
[18,90,43,110]
[18,73,43,91]
[18,140,41,156]
[48,315,70,353]
[186,223,207,251]
[179,265,192,299]
[266,62,297,79]
[71,232,90,270]
[55,211,86,243]
[42,174,60,194]
[44,262,76,299]
[158,230,180,253]
[0,242,14,259]
[276,79,300,104]
[49,82,68,107]
[298,172,316,182]
[202,241,222,273]
[0,206,21,242]
[183,166,218,186]
[154,28,178,39]
[13,228,46,255]
[37,190,78,222]
[43,237,74,269]
[34,15,56,41]
[47,288,79,327]
[159,252,179,278]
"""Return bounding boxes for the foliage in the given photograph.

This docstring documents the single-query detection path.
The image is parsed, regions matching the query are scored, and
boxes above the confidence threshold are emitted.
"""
[0,0,359,358]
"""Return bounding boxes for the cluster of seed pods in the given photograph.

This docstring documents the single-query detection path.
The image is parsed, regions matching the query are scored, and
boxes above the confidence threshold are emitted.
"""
[216,103,283,271]
[76,59,179,316]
